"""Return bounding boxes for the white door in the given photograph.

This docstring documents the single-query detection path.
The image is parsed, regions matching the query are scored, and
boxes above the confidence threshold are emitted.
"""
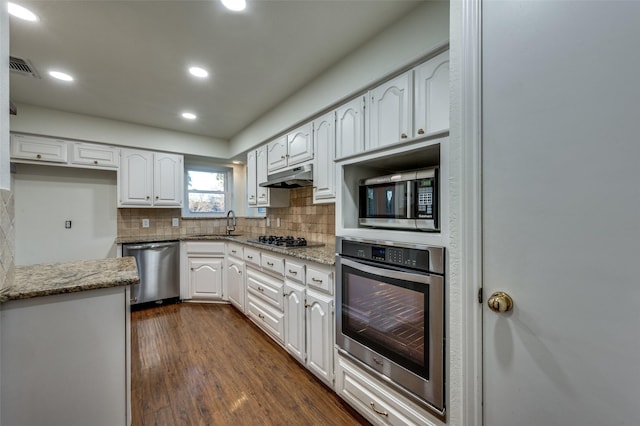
[306,289,333,387]
[246,150,257,206]
[226,260,244,311]
[368,72,412,151]
[312,111,335,202]
[266,136,287,173]
[482,2,640,425]
[119,149,153,206]
[283,280,305,363]
[153,152,183,207]
[287,122,313,166]
[189,257,223,300]
[335,96,365,160]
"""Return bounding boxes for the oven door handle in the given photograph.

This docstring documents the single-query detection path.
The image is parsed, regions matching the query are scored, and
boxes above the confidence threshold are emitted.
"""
[338,257,438,286]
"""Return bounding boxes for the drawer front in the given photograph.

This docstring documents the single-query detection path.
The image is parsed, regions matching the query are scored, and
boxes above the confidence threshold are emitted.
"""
[306,266,333,295]
[227,242,244,259]
[261,253,284,276]
[247,295,284,344]
[71,143,119,168]
[285,260,305,284]
[244,247,261,267]
[247,269,283,310]
[185,241,225,255]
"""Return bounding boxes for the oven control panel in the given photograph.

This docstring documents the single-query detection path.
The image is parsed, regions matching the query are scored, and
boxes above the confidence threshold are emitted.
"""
[340,239,434,273]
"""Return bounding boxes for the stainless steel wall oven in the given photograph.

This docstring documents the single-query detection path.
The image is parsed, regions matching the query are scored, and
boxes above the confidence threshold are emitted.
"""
[336,237,445,418]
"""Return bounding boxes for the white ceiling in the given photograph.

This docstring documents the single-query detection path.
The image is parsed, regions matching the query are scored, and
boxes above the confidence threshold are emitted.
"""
[9,0,423,141]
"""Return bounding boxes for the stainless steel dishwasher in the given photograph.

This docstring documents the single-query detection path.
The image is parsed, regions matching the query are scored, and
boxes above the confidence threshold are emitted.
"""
[123,241,180,305]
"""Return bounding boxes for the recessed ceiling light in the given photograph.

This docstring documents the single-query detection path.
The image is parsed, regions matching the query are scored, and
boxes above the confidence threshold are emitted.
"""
[188,66,209,78]
[182,112,197,120]
[8,2,39,21]
[48,70,74,82]
[221,0,246,12]
[232,161,242,165]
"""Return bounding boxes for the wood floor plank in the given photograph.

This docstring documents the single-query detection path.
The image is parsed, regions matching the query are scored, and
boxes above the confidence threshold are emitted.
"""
[131,303,369,426]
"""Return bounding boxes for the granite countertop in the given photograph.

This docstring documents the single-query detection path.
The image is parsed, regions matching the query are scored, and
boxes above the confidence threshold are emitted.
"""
[0,257,140,303]
[116,234,336,266]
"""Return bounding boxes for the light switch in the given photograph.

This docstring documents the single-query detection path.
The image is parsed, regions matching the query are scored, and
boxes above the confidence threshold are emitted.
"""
[65,220,72,229]
[142,219,150,228]
[172,218,179,227]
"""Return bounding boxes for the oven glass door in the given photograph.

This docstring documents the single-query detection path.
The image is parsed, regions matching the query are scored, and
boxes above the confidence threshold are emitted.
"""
[339,257,438,380]
[359,182,408,219]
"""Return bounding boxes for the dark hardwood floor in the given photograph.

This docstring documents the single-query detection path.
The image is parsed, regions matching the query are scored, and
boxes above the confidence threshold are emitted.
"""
[131,303,370,425]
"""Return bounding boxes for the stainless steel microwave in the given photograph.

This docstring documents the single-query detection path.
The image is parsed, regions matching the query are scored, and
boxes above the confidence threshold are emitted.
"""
[358,167,438,232]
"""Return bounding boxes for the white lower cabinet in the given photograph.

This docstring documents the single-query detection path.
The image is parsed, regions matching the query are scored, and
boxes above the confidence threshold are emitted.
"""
[335,352,439,426]
[283,280,306,363]
[189,257,224,300]
[247,295,285,343]
[247,267,284,344]
[226,243,245,313]
[305,289,334,387]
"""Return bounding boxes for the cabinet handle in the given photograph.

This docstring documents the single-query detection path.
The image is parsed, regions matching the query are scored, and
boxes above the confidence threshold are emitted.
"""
[249,195,256,199]
[259,195,266,199]
[258,313,265,320]
[93,160,99,165]
[232,250,237,254]
[417,128,425,135]
[36,154,42,159]
[130,297,138,303]
[312,277,323,283]
[267,262,274,266]
[369,402,389,417]
[400,133,408,139]
[247,255,253,259]
[288,270,297,275]
[257,286,264,292]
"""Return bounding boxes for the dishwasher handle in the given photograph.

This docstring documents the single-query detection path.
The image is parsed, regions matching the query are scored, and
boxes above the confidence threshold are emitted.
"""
[124,241,178,250]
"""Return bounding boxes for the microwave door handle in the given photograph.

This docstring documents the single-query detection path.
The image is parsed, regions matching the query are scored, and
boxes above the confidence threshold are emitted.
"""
[406,182,413,219]
[339,257,434,285]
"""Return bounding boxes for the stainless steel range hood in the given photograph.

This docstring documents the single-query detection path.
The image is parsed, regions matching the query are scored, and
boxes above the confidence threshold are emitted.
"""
[259,163,313,188]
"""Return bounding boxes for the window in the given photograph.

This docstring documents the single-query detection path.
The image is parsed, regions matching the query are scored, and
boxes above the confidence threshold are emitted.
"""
[182,165,233,217]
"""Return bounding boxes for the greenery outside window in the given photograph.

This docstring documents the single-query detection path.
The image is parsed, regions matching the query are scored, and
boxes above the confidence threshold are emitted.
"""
[183,165,233,217]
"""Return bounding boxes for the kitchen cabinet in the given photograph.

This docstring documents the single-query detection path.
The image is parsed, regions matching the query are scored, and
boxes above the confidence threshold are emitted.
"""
[247,268,284,343]
[183,242,225,301]
[118,148,183,208]
[335,352,436,426]
[10,134,68,163]
[226,243,245,312]
[313,111,336,203]
[414,50,450,136]
[306,288,334,387]
[335,96,366,160]
[367,72,413,151]
[246,146,289,208]
[267,123,313,173]
[70,142,119,169]
[283,260,306,363]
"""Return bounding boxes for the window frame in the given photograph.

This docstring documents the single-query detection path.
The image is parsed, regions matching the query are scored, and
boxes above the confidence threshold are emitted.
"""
[182,164,233,218]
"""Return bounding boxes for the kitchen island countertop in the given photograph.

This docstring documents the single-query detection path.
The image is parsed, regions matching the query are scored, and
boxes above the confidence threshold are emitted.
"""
[0,257,140,303]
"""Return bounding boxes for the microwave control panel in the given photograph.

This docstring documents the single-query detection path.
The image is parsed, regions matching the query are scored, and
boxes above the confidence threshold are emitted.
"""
[416,178,435,219]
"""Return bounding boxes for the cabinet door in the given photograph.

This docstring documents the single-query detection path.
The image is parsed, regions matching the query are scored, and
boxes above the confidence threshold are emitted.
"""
[119,149,154,207]
[256,145,270,205]
[287,123,313,166]
[11,134,68,163]
[266,136,287,173]
[227,260,245,312]
[313,112,336,203]
[368,72,413,151]
[284,281,306,363]
[335,97,365,160]
[306,290,334,386]
[189,257,223,300]
[153,152,183,207]
[71,143,119,168]
[246,150,258,206]
[414,50,450,136]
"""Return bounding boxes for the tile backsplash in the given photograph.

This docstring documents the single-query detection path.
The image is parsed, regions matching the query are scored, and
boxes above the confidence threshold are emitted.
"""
[117,187,335,245]
[0,188,15,288]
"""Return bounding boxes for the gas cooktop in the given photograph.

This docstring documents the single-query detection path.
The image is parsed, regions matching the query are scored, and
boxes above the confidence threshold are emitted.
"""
[247,235,325,249]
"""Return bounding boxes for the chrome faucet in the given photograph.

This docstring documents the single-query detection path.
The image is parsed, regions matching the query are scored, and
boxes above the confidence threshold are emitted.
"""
[226,210,237,235]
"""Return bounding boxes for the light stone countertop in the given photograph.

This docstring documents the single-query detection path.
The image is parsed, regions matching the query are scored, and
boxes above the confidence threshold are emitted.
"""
[116,234,336,266]
[0,257,140,303]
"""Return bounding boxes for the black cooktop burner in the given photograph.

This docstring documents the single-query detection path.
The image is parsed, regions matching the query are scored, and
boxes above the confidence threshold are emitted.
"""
[249,235,324,249]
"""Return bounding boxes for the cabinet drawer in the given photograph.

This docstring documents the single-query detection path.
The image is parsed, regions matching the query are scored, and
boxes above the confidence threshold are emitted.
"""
[185,241,225,255]
[336,355,435,426]
[11,134,68,163]
[248,295,284,344]
[306,266,333,295]
[285,260,305,284]
[247,269,283,310]
[71,143,119,168]
[244,247,261,267]
[261,253,284,276]
[227,242,244,259]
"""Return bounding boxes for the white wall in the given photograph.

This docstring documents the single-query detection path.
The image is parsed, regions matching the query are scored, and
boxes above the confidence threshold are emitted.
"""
[229,0,450,157]
[10,103,230,159]
[14,164,117,265]
[1,1,9,190]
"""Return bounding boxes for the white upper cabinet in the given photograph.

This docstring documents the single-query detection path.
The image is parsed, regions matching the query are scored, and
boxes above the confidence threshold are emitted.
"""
[118,149,183,208]
[71,142,119,168]
[313,112,336,203]
[335,96,365,160]
[414,50,450,136]
[246,150,258,206]
[10,134,68,163]
[246,145,289,208]
[367,72,413,151]
[267,123,313,173]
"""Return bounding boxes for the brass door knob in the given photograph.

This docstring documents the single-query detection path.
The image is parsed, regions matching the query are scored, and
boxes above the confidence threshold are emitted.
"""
[487,291,514,313]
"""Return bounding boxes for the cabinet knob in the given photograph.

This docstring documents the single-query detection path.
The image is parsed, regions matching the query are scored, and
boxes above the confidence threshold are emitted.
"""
[36,154,42,159]
[249,195,256,199]
[155,196,159,199]
[281,155,286,159]
[417,128,425,135]
[146,196,150,200]
[305,304,311,308]
[259,194,266,199]
[130,297,138,303]
[190,267,194,271]
[93,160,99,165]
[400,133,408,139]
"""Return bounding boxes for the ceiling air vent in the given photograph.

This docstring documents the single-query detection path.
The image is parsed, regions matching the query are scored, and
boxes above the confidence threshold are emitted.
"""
[9,56,41,78]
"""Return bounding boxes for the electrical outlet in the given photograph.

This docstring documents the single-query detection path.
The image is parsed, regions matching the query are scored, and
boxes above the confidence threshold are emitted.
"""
[276,218,281,227]
[65,220,72,229]
[142,219,150,228]
[172,218,179,227]
[266,217,270,227]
